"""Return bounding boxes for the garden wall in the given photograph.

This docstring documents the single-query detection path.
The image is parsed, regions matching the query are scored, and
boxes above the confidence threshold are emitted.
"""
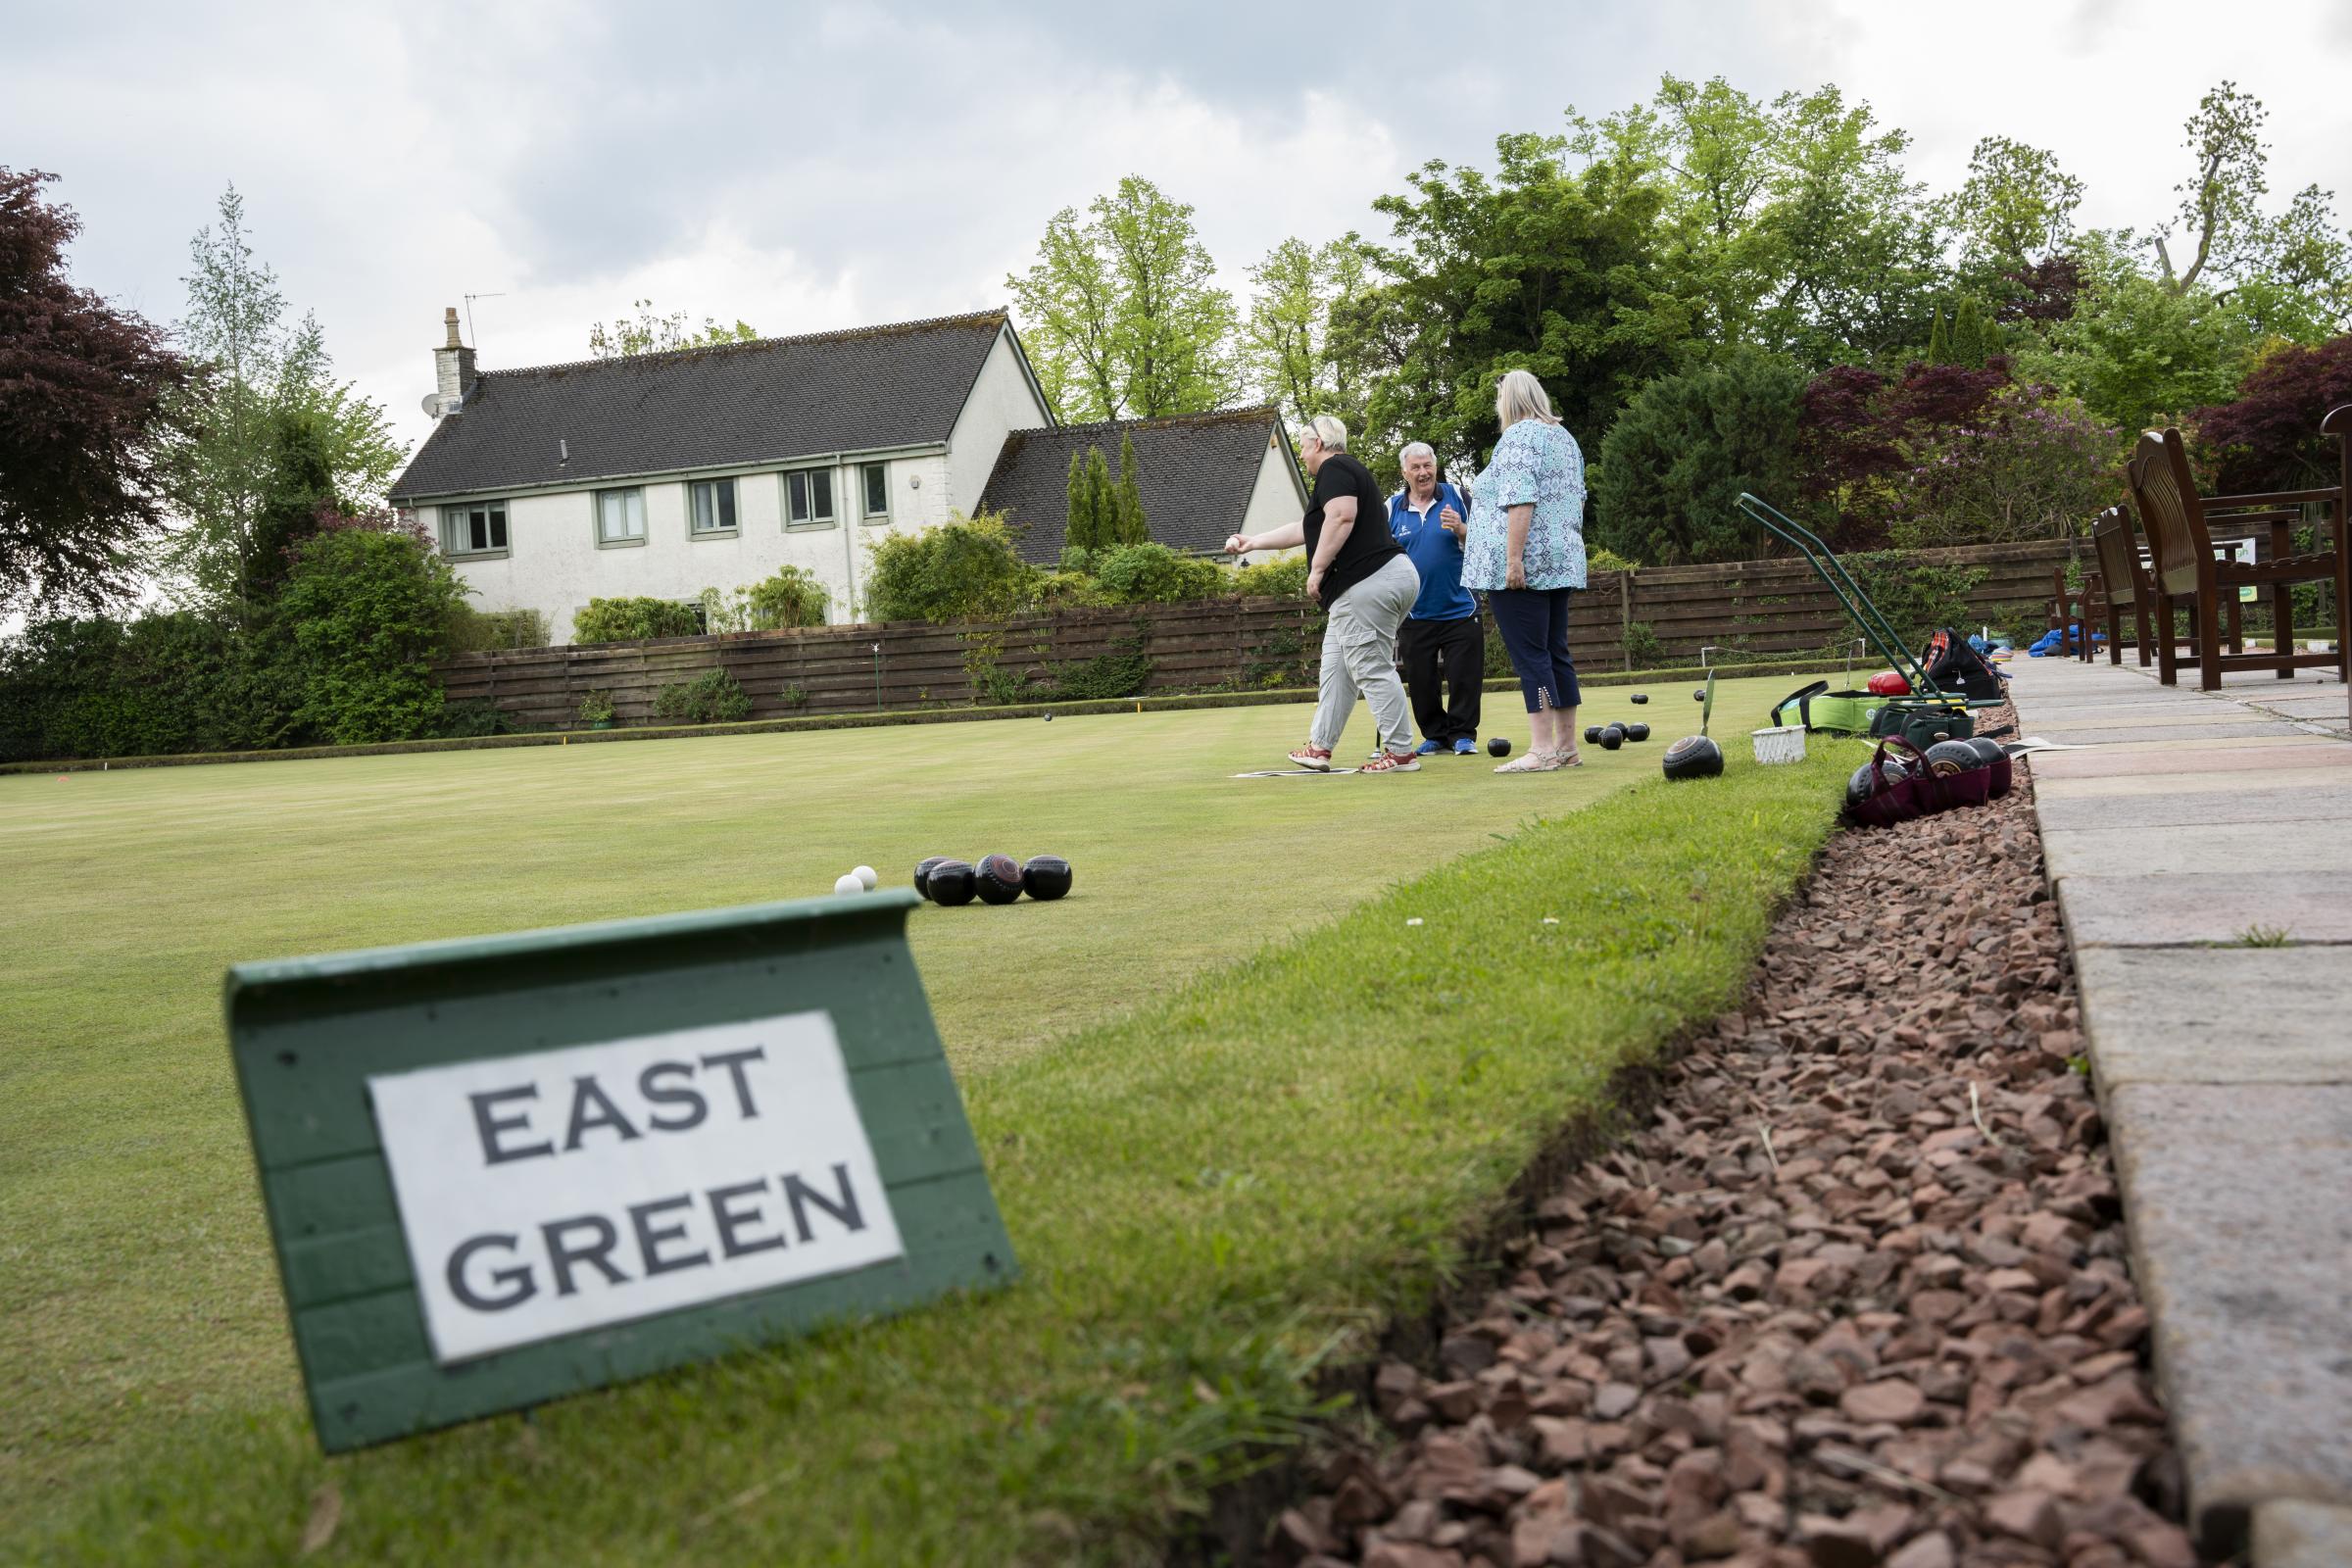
[436,539,2074,730]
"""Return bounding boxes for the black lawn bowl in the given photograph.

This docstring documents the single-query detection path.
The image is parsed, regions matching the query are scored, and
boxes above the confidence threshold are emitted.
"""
[925,860,977,906]
[1630,693,1649,705]
[1625,722,1651,742]
[1694,688,1708,702]
[1965,736,2014,798]
[1661,734,1726,781]
[1488,736,1512,758]
[974,854,1025,905]
[1583,726,1602,745]
[1846,758,1910,810]
[1021,855,1074,900]
[914,857,950,898]
[1923,739,1985,778]
[1598,724,1626,752]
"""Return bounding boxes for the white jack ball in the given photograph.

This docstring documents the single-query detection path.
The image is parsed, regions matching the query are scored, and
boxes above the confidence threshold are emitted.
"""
[833,873,864,896]
[852,864,878,891]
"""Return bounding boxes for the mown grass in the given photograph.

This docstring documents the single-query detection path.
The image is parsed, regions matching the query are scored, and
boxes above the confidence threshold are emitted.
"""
[7,720,1852,1565]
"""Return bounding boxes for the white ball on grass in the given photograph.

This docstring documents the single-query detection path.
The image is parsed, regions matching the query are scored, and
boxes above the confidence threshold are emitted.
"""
[833,873,864,896]
[852,864,878,891]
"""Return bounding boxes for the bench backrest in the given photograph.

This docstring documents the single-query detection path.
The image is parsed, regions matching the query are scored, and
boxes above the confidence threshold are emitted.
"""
[2090,505,2143,608]
[2126,428,2211,598]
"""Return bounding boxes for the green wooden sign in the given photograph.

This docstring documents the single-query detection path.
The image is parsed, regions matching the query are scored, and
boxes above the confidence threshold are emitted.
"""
[223,890,1015,1452]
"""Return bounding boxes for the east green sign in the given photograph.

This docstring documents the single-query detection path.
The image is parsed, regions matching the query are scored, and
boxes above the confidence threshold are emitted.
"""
[223,890,1015,1452]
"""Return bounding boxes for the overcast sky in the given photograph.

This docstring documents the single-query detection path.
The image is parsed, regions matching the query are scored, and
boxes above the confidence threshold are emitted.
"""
[9,0,2351,468]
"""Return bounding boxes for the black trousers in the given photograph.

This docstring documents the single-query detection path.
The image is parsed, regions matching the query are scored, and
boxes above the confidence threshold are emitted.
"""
[1396,614,1484,745]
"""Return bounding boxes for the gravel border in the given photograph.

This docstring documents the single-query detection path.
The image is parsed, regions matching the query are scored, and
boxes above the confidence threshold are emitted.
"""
[1260,728,2209,1568]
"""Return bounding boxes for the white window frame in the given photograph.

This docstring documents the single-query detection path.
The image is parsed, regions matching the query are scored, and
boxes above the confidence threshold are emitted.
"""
[441,500,509,559]
[783,466,838,531]
[595,486,648,549]
[687,477,739,538]
[859,462,891,523]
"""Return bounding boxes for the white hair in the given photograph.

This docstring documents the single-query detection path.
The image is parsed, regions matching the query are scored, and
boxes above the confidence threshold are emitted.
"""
[1494,368,1560,428]
[1398,441,1436,466]
[1302,415,1348,453]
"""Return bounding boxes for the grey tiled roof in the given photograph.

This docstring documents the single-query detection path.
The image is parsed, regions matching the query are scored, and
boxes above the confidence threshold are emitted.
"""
[389,311,1011,501]
[976,408,1301,564]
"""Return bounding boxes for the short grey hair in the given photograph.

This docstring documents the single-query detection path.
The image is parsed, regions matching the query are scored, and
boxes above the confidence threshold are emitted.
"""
[1494,368,1560,428]
[1398,441,1436,466]
[1302,415,1348,453]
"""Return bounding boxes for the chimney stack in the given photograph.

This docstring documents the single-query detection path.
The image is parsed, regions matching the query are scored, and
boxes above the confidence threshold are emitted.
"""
[432,306,476,414]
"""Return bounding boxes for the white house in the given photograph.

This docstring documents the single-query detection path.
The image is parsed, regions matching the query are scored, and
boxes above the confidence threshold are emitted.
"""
[389,308,1305,642]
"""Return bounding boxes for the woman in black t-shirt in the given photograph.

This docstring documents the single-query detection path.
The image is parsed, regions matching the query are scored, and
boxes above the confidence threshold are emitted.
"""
[1225,416,1422,772]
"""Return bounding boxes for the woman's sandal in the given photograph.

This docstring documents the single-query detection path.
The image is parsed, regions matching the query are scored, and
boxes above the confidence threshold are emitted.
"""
[1494,750,1551,773]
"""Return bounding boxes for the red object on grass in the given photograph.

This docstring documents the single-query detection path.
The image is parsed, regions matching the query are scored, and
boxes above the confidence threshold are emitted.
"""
[1868,671,1911,696]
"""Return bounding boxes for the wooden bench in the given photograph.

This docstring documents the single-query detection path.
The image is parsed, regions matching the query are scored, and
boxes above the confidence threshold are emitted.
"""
[2089,506,2153,667]
[2124,426,2348,691]
[2048,566,2096,662]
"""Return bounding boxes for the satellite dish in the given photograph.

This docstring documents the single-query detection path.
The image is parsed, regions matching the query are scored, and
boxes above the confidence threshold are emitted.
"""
[420,392,445,417]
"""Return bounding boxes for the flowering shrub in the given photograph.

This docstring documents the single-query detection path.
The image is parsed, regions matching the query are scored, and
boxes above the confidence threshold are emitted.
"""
[1888,387,2121,547]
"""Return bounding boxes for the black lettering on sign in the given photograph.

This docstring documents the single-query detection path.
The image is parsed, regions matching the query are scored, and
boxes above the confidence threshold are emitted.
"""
[563,1074,642,1152]
[468,1085,553,1165]
[446,1232,537,1312]
[628,1194,710,1277]
[637,1060,708,1132]
[782,1162,866,1244]
[699,1047,766,1119]
[708,1178,786,1258]
[541,1213,629,1296]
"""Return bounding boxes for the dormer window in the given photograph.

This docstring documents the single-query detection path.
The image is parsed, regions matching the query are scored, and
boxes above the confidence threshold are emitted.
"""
[689,478,738,536]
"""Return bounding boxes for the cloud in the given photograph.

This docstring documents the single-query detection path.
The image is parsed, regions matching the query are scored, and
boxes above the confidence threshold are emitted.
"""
[6,0,2350,470]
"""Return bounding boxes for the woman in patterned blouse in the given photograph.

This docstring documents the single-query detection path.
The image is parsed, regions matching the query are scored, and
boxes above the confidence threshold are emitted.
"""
[1462,369,1589,772]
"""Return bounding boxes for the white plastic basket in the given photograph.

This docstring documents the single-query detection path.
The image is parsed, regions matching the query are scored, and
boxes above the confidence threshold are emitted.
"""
[1750,724,1807,765]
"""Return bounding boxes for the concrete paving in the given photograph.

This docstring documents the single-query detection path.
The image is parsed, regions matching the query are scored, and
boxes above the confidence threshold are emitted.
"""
[2006,653,2352,1565]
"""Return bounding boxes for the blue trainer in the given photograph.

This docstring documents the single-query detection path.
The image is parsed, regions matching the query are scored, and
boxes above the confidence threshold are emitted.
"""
[1415,738,1442,755]
[1452,736,1478,756]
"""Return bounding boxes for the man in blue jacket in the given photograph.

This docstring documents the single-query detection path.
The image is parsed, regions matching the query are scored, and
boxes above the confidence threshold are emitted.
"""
[1388,442,1483,755]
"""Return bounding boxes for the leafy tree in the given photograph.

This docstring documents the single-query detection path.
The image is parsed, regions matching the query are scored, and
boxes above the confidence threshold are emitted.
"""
[1949,295,1994,368]
[1926,307,1949,366]
[0,168,190,616]
[860,513,1041,622]
[1949,136,2083,272]
[1006,176,1238,420]
[1085,447,1116,547]
[2021,241,2262,433]
[273,513,468,745]
[2194,333,2352,492]
[1344,132,1683,483]
[1575,77,1947,367]
[2153,81,2273,293]
[1241,235,1370,432]
[1591,349,1812,564]
[0,610,292,761]
[1063,449,1102,551]
[1113,429,1149,545]
[588,299,759,358]
[2143,81,2349,333]
[155,185,405,619]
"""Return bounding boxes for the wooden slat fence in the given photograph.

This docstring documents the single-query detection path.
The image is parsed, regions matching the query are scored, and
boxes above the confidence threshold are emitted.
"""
[436,540,2073,729]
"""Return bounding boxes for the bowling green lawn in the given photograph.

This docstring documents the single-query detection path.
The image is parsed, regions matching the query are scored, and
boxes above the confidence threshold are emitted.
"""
[0,673,1859,1565]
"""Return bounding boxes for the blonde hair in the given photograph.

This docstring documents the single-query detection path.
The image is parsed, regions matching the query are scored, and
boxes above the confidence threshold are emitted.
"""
[1302,415,1348,453]
[1494,369,1560,428]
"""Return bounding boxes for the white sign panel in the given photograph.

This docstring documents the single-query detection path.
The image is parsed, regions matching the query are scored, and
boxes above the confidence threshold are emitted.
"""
[368,1011,903,1364]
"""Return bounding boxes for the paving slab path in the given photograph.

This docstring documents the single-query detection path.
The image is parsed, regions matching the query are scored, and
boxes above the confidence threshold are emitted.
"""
[2005,650,2352,1567]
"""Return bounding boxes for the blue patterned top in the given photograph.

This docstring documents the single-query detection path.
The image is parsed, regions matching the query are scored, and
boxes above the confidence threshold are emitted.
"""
[1462,418,1587,592]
